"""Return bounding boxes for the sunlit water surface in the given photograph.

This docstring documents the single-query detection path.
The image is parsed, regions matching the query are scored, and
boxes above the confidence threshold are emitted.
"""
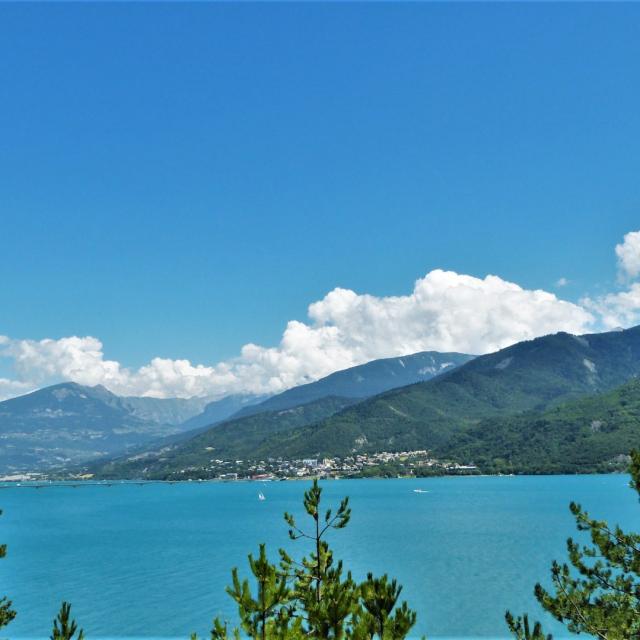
[2,475,638,639]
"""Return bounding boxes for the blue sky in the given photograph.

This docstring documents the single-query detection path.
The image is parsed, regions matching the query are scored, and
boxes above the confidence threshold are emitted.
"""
[1,3,640,399]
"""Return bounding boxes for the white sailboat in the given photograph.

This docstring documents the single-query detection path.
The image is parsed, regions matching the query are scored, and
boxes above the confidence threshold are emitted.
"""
[258,491,266,501]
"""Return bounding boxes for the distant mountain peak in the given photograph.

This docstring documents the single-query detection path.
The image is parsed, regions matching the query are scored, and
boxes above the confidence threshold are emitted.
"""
[0,383,253,473]
[215,350,475,421]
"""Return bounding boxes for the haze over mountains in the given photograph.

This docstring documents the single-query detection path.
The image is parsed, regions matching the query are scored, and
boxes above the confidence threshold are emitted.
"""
[0,383,208,472]
[93,325,640,478]
[175,394,269,432]
[0,350,472,474]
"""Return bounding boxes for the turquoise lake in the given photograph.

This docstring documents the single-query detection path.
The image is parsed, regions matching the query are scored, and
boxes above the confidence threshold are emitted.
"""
[2,475,639,639]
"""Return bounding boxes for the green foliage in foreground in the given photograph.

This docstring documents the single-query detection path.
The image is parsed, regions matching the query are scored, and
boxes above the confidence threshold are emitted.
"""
[197,480,419,640]
[0,509,16,629]
[51,602,84,640]
[507,449,640,639]
[505,613,551,640]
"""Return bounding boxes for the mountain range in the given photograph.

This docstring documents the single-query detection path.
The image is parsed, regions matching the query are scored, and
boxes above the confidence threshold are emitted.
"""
[92,325,640,478]
[0,350,472,474]
[251,326,640,459]
[232,351,473,418]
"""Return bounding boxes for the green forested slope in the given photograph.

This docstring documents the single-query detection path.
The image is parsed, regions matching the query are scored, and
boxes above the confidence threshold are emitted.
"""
[94,395,357,478]
[233,351,474,418]
[440,378,640,473]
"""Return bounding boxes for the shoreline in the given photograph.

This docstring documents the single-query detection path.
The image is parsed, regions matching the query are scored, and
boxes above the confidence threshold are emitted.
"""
[0,470,628,489]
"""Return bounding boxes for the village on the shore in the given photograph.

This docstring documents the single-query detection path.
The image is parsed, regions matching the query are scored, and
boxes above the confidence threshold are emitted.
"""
[206,450,479,481]
[0,450,480,484]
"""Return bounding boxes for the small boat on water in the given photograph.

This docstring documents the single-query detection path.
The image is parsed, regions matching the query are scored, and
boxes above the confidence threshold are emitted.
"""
[258,491,266,501]
[412,489,429,494]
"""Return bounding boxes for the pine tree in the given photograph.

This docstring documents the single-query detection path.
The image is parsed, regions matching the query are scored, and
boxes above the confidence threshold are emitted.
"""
[505,613,551,640]
[204,480,420,640]
[506,450,640,640]
[51,602,84,640]
[357,573,417,640]
[220,544,293,640]
[280,481,357,639]
[0,509,16,630]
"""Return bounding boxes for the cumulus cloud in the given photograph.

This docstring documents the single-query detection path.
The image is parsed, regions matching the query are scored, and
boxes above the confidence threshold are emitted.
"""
[0,378,33,401]
[0,269,595,401]
[616,231,640,280]
[582,282,640,330]
[556,277,569,287]
[584,285,640,329]
[579,229,640,329]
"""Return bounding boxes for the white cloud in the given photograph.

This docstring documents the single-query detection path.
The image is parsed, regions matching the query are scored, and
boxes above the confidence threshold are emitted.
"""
[0,269,594,401]
[579,229,640,329]
[616,231,640,280]
[582,282,640,330]
[11,230,640,403]
[0,378,33,401]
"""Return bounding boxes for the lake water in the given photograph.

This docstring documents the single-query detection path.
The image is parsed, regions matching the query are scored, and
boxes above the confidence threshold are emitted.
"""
[2,475,638,639]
